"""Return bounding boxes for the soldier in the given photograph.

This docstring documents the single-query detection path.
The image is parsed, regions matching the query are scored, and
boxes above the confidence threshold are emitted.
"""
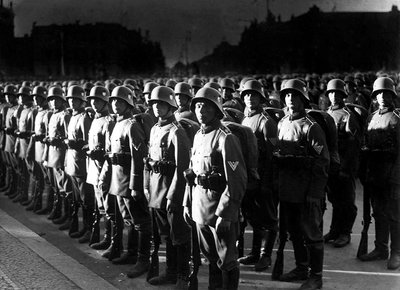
[324,79,361,248]
[359,77,400,270]
[143,81,159,123]
[219,78,244,112]
[43,86,71,222]
[238,80,278,271]
[144,86,192,287]
[344,75,369,110]
[63,85,94,242]
[29,86,54,214]
[183,87,247,290]
[276,79,329,290]
[99,86,152,278]
[173,82,197,122]
[0,85,12,195]
[188,77,203,96]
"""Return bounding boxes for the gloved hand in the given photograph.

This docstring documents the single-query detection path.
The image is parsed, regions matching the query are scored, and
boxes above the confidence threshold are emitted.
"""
[183,206,192,224]
[166,199,179,213]
[131,190,144,201]
[216,217,231,234]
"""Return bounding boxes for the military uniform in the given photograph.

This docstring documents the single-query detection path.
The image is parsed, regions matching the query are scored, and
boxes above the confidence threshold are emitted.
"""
[326,103,361,246]
[184,118,247,289]
[0,98,12,194]
[174,105,197,122]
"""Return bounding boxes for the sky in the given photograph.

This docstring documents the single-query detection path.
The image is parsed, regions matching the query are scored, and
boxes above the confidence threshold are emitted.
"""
[4,0,399,67]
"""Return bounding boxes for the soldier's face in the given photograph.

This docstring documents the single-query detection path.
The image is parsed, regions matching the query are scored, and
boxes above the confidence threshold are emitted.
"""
[328,92,341,105]
[68,98,83,110]
[90,98,107,113]
[243,92,261,110]
[5,95,16,104]
[376,92,393,108]
[285,92,304,112]
[195,101,217,125]
[49,97,62,110]
[33,95,45,107]
[152,101,170,118]
[111,99,128,115]
[222,88,233,100]
[175,94,190,107]
[144,93,150,104]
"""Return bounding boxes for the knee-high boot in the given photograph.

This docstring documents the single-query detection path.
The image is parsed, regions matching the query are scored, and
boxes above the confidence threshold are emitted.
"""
[112,224,138,264]
[35,183,53,214]
[255,230,277,271]
[90,216,111,250]
[102,214,123,260]
[127,224,151,279]
[148,237,177,285]
[47,189,62,220]
[222,267,240,290]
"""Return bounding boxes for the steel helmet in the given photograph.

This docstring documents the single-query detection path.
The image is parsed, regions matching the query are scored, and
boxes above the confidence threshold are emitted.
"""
[124,79,137,87]
[190,87,224,119]
[83,82,94,94]
[280,79,310,103]
[111,78,122,86]
[165,79,178,90]
[143,82,159,95]
[47,86,66,101]
[219,78,235,91]
[106,82,117,94]
[188,77,203,89]
[31,86,48,99]
[67,80,79,87]
[204,82,221,92]
[174,82,193,99]
[239,77,255,91]
[344,75,356,85]
[371,77,397,98]
[17,86,32,97]
[240,80,267,102]
[110,86,135,107]
[87,86,110,103]
[4,85,18,96]
[325,79,347,98]
[66,85,86,101]
[148,86,177,108]
[21,81,31,87]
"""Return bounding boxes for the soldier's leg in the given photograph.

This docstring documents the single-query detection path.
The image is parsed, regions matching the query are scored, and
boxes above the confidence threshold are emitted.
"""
[324,176,340,242]
[26,161,43,211]
[75,180,95,242]
[102,194,123,260]
[125,195,152,278]
[47,168,64,220]
[90,187,112,250]
[0,152,13,194]
[36,166,54,215]
[21,159,36,206]
[279,202,309,282]
[387,191,400,270]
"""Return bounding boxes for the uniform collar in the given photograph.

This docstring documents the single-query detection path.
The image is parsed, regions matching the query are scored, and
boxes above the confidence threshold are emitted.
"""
[95,110,109,119]
[378,106,394,115]
[244,107,263,117]
[116,111,132,122]
[200,118,221,134]
[329,103,344,111]
[157,114,175,127]
[177,105,190,113]
[288,110,307,121]
[72,107,85,116]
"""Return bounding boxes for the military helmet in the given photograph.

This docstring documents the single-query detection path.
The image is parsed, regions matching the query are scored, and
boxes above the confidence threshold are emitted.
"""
[325,79,347,98]
[174,82,193,99]
[204,82,221,92]
[190,87,224,119]
[280,79,310,103]
[111,78,122,86]
[67,80,79,88]
[371,77,397,98]
[143,82,159,95]
[66,85,86,101]
[106,82,117,94]
[165,79,178,90]
[188,77,203,89]
[17,86,32,97]
[219,78,235,91]
[123,79,137,87]
[110,86,135,107]
[21,81,31,88]
[239,77,255,91]
[31,86,48,99]
[87,86,110,103]
[272,75,282,83]
[47,86,66,101]
[240,80,267,102]
[82,82,94,94]
[148,86,177,108]
[344,75,356,85]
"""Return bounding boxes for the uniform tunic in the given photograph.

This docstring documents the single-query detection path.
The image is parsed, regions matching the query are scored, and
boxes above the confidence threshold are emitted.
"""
[15,104,36,159]
[34,107,53,163]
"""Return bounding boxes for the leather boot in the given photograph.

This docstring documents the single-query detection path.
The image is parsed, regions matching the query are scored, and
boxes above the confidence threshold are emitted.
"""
[255,230,277,271]
[299,273,323,290]
[359,216,389,261]
[102,215,123,260]
[89,209,101,246]
[91,217,111,250]
[53,196,69,224]
[309,243,323,279]
[47,190,62,220]
[222,267,239,290]
[35,184,53,215]
[68,202,80,237]
[388,223,400,270]
[148,237,177,285]
[10,172,23,200]
[237,228,262,265]
[208,262,222,290]
[112,225,138,264]
[59,196,73,230]
[127,226,151,279]
[175,242,191,289]
[22,175,36,206]
[0,167,13,195]
[75,206,92,241]
[279,236,309,282]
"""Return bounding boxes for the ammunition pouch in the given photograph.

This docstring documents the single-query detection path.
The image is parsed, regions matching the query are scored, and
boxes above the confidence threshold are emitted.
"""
[65,139,85,150]
[49,137,65,147]
[34,134,46,142]
[183,168,195,186]
[146,158,176,175]
[195,172,226,192]
[273,152,314,169]
[4,127,15,135]
[88,148,106,161]
[15,131,32,139]
[107,153,131,167]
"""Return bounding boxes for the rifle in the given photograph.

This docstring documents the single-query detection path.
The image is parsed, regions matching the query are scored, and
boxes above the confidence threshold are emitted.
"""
[147,209,161,281]
[89,200,100,246]
[271,204,287,280]
[357,186,371,258]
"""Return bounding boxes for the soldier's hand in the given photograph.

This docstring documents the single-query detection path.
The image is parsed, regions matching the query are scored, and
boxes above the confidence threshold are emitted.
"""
[183,206,192,224]
[166,199,178,213]
[216,217,231,234]
[131,190,144,201]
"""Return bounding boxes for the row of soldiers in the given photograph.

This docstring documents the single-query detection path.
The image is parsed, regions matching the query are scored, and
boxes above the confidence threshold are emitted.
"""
[0,73,399,290]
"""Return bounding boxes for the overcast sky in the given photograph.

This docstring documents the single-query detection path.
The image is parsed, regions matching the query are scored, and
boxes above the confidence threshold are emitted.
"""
[5,0,399,66]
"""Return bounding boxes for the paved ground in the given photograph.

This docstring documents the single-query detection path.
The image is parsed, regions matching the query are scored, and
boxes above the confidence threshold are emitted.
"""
[0,179,400,289]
